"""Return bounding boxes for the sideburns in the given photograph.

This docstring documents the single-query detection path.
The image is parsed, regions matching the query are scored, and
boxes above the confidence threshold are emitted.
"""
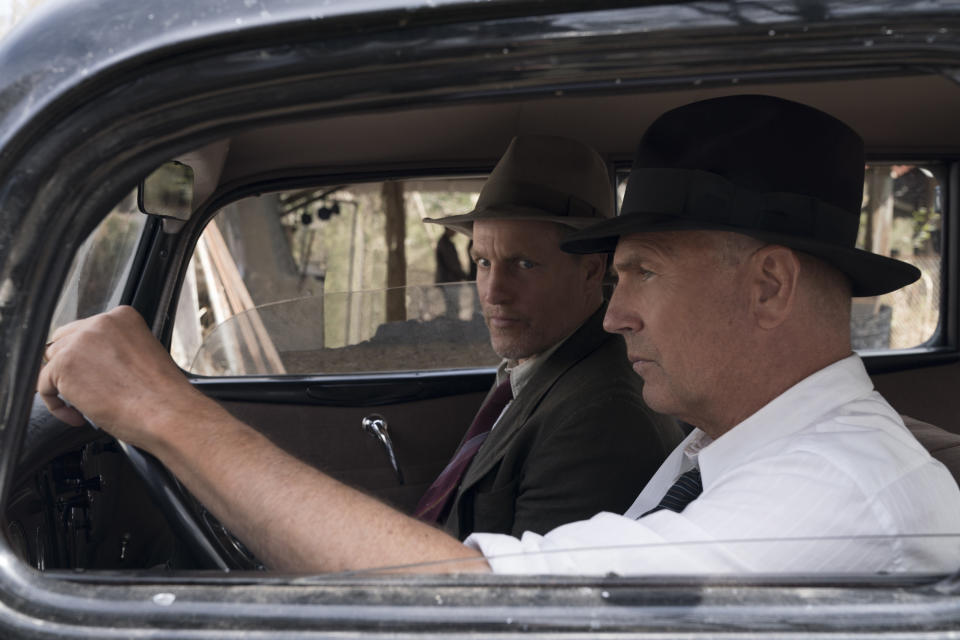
[715,232,766,267]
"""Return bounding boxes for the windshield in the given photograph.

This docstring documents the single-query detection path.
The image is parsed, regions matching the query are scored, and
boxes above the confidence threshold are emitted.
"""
[48,189,146,338]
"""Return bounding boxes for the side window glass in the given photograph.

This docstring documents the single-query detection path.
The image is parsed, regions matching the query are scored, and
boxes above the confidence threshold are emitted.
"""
[855,163,942,350]
[173,179,499,375]
[49,190,147,338]
[616,163,944,352]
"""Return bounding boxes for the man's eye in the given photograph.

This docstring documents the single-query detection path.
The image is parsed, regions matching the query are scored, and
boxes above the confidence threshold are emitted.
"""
[639,269,655,281]
[475,258,490,268]
[518,259,536,270]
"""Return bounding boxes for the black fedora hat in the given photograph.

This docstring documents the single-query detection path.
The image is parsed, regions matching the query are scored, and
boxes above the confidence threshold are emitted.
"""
[562,95,920,297]
[424,135,614,235]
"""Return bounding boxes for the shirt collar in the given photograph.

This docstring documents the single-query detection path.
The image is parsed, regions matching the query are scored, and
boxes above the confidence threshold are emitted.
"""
[692,354,873,488]
[495,327,574,398]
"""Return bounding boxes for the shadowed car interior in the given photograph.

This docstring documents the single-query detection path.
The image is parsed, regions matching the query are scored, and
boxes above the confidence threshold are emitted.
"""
[3,0,960,636]
[9,71,960,572]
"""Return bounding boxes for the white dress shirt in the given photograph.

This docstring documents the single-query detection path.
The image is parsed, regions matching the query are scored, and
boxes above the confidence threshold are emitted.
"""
[465,355,960,575]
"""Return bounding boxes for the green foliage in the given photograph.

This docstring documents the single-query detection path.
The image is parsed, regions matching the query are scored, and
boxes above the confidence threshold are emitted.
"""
[911,207,940,251]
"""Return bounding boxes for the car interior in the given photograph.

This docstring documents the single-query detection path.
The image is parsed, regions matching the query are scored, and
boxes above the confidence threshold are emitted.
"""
[6,29,960,577]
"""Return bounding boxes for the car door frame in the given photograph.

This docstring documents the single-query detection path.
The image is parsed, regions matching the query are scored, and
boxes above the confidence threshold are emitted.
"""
[3,0,960,636]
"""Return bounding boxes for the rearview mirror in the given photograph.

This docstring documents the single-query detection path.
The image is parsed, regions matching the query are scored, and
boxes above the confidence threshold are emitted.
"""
[138,161,195,220]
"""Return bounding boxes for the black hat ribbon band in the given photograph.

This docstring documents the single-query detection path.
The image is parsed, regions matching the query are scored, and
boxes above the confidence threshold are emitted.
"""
[621,168,859,248]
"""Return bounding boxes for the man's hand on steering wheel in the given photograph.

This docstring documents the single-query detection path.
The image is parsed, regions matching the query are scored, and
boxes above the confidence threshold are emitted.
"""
[37,305,209,449]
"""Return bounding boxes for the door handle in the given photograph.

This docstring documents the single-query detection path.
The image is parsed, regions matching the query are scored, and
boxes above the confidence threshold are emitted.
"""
[361,414,404,485]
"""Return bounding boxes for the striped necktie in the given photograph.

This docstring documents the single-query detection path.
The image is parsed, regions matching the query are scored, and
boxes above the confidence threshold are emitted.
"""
[640,467,703,517]
[414,377,513,523]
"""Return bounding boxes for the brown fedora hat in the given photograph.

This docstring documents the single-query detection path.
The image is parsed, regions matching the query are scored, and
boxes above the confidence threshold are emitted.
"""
[424,135,614,234]
[562,95,920,297]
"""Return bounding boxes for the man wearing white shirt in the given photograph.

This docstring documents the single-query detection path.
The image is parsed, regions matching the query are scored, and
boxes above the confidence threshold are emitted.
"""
[466,94,960,574]
[39,95,960,575]
[469,355,960,574]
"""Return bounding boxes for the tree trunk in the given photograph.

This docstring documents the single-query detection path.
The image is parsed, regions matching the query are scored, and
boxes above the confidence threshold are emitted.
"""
[865,166,893,257]
[382,181,407,322]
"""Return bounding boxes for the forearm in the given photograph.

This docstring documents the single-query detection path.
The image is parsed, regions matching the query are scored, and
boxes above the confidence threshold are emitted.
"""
[39,308,488,574]
[149,395,488,573]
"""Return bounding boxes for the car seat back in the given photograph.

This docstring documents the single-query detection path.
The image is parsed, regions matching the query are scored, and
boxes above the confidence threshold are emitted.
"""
[902,414,960,487]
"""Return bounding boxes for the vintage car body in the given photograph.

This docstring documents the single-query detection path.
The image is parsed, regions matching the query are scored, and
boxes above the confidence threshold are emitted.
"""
[2,0,960,636]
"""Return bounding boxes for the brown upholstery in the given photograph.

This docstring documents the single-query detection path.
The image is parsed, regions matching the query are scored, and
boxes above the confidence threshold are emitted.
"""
[902,414,960,488]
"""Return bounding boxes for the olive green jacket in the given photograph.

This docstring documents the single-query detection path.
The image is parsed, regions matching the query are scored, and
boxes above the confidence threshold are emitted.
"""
[443,305,683,540]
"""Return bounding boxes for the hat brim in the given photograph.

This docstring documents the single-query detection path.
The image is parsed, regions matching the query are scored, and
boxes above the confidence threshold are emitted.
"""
[425,204,605,237]
[561,214,920,297]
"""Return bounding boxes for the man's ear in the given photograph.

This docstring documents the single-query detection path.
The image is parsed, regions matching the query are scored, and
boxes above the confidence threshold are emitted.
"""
[750,245,800,329]
[582,253,607,285]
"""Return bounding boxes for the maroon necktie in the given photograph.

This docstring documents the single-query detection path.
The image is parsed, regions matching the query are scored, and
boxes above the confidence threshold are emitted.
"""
[414,377,513,523]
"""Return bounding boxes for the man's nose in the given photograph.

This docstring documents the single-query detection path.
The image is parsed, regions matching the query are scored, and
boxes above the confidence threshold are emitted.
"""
[602,284,642,334]
[480,264,512,304]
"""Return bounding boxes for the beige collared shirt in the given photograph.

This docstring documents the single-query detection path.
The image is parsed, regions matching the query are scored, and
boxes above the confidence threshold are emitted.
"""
[490,330,574,431]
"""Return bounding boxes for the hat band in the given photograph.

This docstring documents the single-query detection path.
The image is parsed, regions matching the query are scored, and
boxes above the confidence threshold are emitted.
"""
[476,179,606,220]
[622,168,859,247]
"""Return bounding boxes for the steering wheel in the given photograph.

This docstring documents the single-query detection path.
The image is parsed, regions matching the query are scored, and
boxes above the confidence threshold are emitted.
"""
[118,442,262,570]
[25,394,262,571]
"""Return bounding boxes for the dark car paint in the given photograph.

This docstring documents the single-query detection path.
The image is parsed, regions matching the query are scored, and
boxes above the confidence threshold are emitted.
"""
[2,0,960,636]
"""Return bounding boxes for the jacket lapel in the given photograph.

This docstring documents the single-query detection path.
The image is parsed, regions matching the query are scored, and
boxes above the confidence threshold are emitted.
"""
[456,305,610,495]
